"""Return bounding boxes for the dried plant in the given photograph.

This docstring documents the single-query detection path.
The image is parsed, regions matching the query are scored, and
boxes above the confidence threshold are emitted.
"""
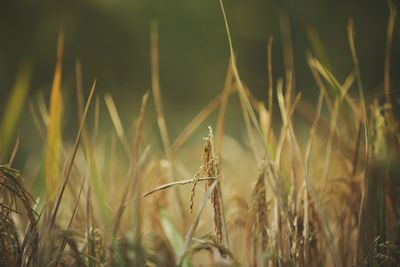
[200,127,224,245]
[0,166,38,267]
[0,2,399,266]
[250,161,269,264]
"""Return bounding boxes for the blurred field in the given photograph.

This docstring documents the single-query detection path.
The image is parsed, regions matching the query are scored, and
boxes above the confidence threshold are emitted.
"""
[1,1,400,266]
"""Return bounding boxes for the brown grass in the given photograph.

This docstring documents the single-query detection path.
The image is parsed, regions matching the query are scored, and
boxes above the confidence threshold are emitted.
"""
[0,2,399,266]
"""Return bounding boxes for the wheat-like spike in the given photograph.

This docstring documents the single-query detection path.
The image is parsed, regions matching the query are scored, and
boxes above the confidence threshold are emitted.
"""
[197,127,224,244]
[189,127,216,213]
[252,161,268,252]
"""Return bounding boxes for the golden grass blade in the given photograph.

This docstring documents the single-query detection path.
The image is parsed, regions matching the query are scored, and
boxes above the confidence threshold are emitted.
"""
[347,19,364,100]
[143,177,217,198]
[104,94,124,140]
[45,31,64,205]
[85,182,95,267]
[258,102,277,158]
[305,54,361,162]
[8,137,20,167]
[151,21,172,159]
[309,57,357,114]
[104,93,131,156]
[54,176,86,266]
[322,98,340,194]
[351,103,364,176]
[309,58,358,138]
[75,59,84,117]
[384,2,396,105]
[75,60,100,164]
[274,79,286,164]
[218,0,266,161]
[238,85,263,161]
[92,96,100,146]
[276,79,288,127]
[28,102,45,141]
[289,92,302,117]
[341,71,356,102]
[48,80,96,231]
[133,92,149,159]
[279,13,295,81]
[306,25,332,70]
[267,37,274,146]
[75,60,95,163]
[285,70,294,112]
[384,1,397,129]
[307,53,334,115]
[0,61,32,156]
[37,92,49,126]
[215,62,234,154]
[347,18,369,171]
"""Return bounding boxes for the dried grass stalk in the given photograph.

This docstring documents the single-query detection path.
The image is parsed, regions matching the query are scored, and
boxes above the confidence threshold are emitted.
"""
[203,127,223,244]
[0,165,38,267]
[252,161,268,252]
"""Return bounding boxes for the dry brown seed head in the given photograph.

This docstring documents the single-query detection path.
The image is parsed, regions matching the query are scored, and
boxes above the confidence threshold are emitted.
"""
[196,127,223,244]
[252,161,268,251]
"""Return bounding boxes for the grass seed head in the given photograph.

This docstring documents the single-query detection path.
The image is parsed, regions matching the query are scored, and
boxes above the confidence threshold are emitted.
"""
[198,127,223,244]
[252,161,268,252]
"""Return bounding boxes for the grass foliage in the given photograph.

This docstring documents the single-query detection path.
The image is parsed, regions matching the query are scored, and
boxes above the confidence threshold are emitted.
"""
[0,1,400,266]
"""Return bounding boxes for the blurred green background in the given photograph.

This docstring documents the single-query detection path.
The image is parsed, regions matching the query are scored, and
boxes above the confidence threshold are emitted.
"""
[1,0,398,98]
[0,0,399,154]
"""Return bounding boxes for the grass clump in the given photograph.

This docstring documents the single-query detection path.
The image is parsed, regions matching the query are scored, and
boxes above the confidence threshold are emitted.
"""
[0,2,400,267]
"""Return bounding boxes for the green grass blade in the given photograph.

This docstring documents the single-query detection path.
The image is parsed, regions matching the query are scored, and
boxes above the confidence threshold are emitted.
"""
[0,61,32,157]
